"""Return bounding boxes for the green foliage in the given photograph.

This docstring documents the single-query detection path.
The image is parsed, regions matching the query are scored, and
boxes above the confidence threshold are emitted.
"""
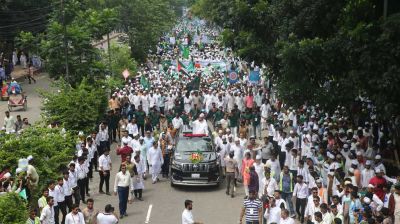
[191,0,400,117]
[40,79,108,133]
[0,193,27,224]
[114,0,179,61]
[103,43,138,77]
[0,127,75,184]
[39,1,120,85]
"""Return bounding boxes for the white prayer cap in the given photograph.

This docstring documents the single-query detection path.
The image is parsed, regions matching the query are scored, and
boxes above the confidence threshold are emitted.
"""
[387,140,393,144]
[363,197,371,204]
[351,160,359,166]
[367,184,375,188]
[328,153,335,159]
[228,134,233,139]
[375,155,381,159]
[289,130,294,134]
[348,168,354,173]
[16,168,23,174]
[347,129,353,133]
[234,137,240,142]
[218,130,223,134]
[226,128,231,132]
[256,155,262,160]
[356,151,362,156]
[366,160,372,165]
[328,172,335,176]
[357,127,362,130]
[375,167,383,173]
[139,136,144,140]
[134,148,140,152]
[343,144,349,149]
[27,155,33,161]
[78,131,84,136]
[3,173,11,179]
[199,113,205,118]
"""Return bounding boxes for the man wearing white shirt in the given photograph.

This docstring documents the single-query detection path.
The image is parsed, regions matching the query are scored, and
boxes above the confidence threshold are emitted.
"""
[366,184,384,212]
[191,113,209,135]
[280,209,295,224]
[76,157,88,204]
[40,196,56,224]
[113,163,133,218]
[126,120,139,138]
[55,177,67,224]
[68,163,80,205]
[182,199,202,224]
[147,141,164,184]
[48,181,59,224]
[264,197,281,224]
[172,114,184,132]
[293,175,308,223]
[65,204,85,224]
[97,204,118,224]
[285,148,300,178]
[62,171,73,212]
[361,160,375,188]
[98,150,112,195]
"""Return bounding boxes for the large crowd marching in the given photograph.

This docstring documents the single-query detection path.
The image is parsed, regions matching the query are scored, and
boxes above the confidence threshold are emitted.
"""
[0,12,400,224]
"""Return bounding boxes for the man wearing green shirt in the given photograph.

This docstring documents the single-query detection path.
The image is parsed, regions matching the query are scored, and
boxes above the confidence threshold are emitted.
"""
[135,105,146,136]
[214,106,225,126]
[149,107,160,130]
[229,105,241,138]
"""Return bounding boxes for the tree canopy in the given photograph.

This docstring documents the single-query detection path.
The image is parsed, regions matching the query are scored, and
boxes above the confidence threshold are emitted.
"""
[191,0,400,117]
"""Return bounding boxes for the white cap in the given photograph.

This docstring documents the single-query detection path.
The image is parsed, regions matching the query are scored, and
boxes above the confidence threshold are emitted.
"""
[316,179,322,183]
[226,128,231,132]
[363,197,371,204]
[234,137,240,142]
[375,167,383,173]
[351,160,359,166]
[3,173,11,179]
[343,144,349,149]
[78,131,84,136]
[349,168,354,173]
[328,153,335,159]
[27,155,33,161]
[16,168,23,174]
[218,130,223,134]
[375,155,381,159]
[366,160,372,165]
[367,184,374,188]
[356,151,362,156]
[387,140,392,144]
[256,155,262,160]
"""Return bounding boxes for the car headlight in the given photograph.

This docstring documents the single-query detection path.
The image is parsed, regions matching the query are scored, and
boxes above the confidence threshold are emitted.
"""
[172,160,182,169]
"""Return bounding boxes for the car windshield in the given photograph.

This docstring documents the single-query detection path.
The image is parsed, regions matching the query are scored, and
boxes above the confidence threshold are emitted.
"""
[176,138,213,152]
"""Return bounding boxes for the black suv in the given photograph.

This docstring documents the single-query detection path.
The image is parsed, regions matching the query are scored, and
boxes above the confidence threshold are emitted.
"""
[170,134,221,186]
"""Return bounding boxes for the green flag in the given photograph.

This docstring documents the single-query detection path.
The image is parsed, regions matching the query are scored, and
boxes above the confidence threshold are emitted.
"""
[187,61,195,72]
[140,75,150,90]
[19,188,27,200]
[182,46,190,59]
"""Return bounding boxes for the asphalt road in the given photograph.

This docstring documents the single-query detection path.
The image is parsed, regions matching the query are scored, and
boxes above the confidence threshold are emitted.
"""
[89,143,244,224]
[0,73,51,123]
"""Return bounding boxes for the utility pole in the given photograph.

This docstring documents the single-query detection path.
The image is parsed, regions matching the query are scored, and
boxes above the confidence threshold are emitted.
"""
[383,0,388,19]
[107,32,112,75]
[61,0,69,81]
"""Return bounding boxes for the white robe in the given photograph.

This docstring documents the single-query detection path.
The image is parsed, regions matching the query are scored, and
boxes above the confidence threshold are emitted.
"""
[147,146,163,176]
[132,159,146,190]
[191,119,208,135]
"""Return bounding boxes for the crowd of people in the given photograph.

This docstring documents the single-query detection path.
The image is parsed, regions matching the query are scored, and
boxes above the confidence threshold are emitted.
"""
[0,12,400,224]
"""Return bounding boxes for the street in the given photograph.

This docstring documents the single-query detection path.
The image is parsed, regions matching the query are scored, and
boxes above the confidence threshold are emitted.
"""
[0,73,244,224]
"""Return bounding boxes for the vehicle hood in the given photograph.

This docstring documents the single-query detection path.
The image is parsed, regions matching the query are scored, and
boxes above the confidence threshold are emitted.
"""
[174,151,217,163]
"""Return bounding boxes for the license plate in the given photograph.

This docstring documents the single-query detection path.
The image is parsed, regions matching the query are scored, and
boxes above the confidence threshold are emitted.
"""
[191,173,200,178]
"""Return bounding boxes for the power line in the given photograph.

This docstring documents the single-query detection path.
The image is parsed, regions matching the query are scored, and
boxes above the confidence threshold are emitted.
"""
[0,14,50,29]
[0,1,61,14]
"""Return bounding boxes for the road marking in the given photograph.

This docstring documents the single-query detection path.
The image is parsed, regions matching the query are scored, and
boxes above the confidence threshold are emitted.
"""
[145,204,153,223]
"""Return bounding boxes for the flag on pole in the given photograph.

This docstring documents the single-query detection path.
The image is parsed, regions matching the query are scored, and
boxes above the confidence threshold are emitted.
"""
[140,75,150,90]
[177,60,189,76]
[228,70,239,84]
[249,70,260,84]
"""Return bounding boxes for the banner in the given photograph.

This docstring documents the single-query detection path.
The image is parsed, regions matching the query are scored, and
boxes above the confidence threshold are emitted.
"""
[249,70,260,84]
[228,70,239,84]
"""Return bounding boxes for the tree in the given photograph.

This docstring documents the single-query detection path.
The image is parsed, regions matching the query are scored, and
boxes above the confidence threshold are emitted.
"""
[0,193,27,224]
[40,79,108,133]
[102,43,137,79]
